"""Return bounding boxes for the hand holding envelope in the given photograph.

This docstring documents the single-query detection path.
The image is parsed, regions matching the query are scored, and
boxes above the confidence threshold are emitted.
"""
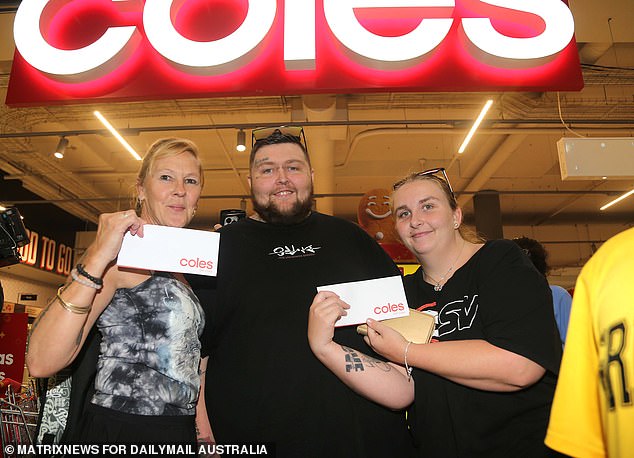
[316,276,409,327]
[88,209,145,269]
[117,225,220,276]
[315,276,434,345]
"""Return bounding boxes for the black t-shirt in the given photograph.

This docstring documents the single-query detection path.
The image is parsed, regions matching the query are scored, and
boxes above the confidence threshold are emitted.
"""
[403,240,562,458]
[189,213,415,458]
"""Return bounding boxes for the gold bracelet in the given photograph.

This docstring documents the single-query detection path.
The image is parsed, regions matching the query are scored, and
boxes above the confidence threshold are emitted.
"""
[56,286,92,314]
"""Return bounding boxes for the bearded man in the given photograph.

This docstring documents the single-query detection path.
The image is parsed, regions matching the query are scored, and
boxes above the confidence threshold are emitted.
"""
[189,127,415,458]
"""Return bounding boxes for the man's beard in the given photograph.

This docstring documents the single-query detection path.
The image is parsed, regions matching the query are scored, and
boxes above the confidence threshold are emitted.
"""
[252,189,314,225]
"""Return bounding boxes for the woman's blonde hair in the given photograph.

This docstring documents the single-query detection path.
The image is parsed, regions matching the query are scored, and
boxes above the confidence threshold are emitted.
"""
[134,138,203,214]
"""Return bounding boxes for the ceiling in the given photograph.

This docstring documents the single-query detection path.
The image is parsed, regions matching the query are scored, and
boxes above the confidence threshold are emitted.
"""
[1,0,634,288]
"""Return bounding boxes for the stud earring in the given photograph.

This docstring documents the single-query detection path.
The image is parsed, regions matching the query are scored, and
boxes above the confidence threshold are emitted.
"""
[454,222,459,229]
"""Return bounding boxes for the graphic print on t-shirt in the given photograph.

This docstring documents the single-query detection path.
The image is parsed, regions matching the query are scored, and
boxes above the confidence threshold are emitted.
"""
[416,295,479,339]
[268,243,322,259]
[436,295,479,337]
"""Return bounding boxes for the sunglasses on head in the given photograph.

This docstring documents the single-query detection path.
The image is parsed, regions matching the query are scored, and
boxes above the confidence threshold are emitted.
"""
[392,167,455,198]
[251,125,307,150]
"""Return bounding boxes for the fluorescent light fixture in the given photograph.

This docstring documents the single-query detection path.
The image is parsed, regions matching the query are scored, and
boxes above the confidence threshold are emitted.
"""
[0,204,6,211]
[94,110,142,160]
[53,137,68,159]
[236,129,246,152]
[458,99,493,154]
[600,188,634,211]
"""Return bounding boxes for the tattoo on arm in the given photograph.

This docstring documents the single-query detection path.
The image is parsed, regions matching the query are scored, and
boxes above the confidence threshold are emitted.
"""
[74,327,84,349]
[196,420,213,444]
[343,346,364,372]
[342,346,392,373]
[361,355,392,372]
[30,274,75,338]
[28,302,52,339]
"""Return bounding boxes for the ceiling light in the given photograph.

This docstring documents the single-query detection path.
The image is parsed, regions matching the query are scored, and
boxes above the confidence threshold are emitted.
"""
[236,129,246,152]
[94,110,142,160]
[458,99,493,154]
[53,137,68,159]
[600,188,634,211]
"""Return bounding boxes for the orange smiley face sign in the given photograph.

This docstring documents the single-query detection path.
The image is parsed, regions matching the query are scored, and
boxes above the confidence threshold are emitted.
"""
[357,188,415,262]
[357,188,399,243]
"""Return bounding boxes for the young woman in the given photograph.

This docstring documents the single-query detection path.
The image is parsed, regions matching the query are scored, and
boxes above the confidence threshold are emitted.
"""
[27,138,212,445]
[308,169,562,457]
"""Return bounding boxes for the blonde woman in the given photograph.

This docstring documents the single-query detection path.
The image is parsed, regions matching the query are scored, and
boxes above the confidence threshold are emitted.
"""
[28,138,212,445]
[308,168,562,457]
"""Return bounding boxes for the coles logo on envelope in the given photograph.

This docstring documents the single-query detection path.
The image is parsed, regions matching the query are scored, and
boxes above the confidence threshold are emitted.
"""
[118,225,220,276]
[317,275,409,327]
[374,302,406,316]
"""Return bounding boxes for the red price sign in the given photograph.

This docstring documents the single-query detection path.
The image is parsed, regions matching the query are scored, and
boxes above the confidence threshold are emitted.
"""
[0,313,28,389]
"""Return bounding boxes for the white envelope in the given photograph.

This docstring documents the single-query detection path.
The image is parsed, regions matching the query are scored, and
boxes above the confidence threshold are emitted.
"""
[317,275,409,327]
[117,225,220,276]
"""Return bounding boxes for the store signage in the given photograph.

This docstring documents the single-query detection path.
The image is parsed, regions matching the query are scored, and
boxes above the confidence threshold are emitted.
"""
[17,228,74,276]
[0,313,28,386]
[6,0,582,106]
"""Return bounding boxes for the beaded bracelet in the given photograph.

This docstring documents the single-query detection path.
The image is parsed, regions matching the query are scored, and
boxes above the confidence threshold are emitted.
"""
[404,341,413,382]
[56,286,92,314]
[76,263,103,286]
[71,268,102,290]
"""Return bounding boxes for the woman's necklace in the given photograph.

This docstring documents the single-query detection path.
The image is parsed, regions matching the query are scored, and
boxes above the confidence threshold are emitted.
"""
[424,239,466,292]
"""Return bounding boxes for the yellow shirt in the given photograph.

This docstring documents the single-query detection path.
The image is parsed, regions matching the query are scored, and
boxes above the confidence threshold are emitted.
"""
[545,227,634,458]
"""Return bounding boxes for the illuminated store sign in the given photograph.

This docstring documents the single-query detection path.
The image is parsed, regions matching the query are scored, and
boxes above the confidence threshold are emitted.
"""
[7,0,583,106]
[17,228,74,276]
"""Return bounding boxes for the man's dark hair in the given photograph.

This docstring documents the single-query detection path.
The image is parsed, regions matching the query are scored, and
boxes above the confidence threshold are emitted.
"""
[513,236,549,276]
[249,129,311,169]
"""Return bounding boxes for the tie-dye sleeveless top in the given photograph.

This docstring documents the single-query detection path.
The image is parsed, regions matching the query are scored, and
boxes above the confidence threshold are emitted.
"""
[92,272,204,416]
